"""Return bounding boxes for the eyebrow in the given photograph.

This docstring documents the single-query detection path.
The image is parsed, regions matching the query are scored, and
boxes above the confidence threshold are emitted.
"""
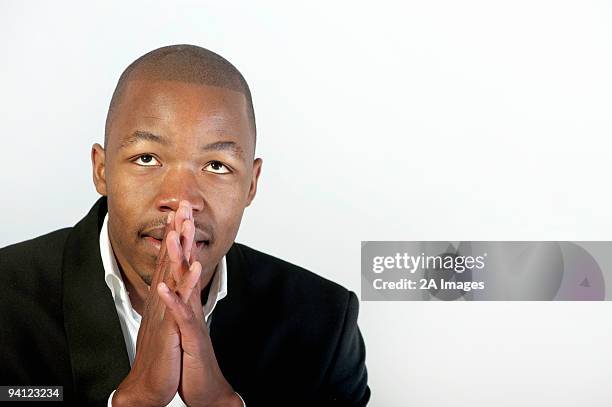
[119,130,245,159]
[119,131,169,148]
[201,141,244,159]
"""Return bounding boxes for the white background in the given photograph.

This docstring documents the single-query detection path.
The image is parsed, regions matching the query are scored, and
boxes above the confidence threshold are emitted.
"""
[2,1,612,405]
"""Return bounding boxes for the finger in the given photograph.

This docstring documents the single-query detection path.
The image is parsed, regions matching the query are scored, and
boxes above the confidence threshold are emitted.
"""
[176,261,202,304]
[141,212,181,341]
[186,264,217,325]
[176,201,194,262]
[157,282,201,337]
[165,230,186,283]
[173,201,192,239]
[188,243,197,264]
[180,219,195,262]
[161,211,176,258]
[188,281,205,324]
[150,211,175,290]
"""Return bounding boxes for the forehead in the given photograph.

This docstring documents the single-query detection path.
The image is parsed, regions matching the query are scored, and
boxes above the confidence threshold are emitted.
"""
[108,78,253,153]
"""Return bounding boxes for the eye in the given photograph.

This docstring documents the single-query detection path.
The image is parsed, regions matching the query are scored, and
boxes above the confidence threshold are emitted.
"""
[204,161,231,174]
[132,154,160,167]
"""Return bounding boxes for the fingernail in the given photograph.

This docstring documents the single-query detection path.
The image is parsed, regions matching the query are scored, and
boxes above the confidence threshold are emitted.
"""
[182,206,190,220]
[158,282,169,293]
[167,212,174,224]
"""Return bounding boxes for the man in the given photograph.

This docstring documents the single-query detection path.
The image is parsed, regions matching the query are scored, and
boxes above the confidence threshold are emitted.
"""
[0,45,370,406]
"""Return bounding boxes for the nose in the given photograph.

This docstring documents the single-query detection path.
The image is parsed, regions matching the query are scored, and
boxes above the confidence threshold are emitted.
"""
[155,166,205,214]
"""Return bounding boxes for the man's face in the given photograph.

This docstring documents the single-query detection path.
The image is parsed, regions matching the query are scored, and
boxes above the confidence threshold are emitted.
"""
[92,77,261,284]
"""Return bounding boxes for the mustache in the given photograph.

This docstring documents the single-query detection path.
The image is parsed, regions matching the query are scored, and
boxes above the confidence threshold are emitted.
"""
[138,216,214,242]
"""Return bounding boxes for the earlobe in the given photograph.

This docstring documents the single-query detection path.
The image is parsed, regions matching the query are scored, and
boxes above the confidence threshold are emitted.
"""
[246,158,263,207]
[91,143,108,196]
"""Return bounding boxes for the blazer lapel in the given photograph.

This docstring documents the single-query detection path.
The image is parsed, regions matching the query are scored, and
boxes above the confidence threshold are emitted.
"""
[209,243,256,395]
[62,197,131,403]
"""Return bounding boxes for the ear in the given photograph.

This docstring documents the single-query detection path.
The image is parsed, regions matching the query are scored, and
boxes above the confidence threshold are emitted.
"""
[91,143,108,196]
[245,158,263,207]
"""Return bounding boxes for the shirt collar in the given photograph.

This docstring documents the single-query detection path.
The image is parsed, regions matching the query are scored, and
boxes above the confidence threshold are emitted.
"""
[99,212,228,321]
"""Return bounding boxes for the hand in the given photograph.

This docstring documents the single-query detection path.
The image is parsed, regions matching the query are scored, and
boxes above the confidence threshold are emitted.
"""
[157,202,242,407]
[113,204,201,407]
[112,210,182,407]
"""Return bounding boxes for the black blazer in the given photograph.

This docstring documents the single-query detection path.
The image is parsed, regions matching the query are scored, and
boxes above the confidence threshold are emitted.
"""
[0,197,370,406]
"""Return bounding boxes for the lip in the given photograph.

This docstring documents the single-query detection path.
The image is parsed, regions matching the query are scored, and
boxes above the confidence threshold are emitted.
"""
[142,226,211,243]
[142,235,210,253]
[143,236,162,251]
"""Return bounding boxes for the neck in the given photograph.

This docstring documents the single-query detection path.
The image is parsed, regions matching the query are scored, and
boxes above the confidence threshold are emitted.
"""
[118,264,150,316]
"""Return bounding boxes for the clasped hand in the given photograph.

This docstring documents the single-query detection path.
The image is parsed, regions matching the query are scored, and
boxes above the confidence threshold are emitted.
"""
[113,201,241,407]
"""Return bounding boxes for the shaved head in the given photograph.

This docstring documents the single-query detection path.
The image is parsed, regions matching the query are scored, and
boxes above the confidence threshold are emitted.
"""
[92,43,263,293]
[104,44,256,149]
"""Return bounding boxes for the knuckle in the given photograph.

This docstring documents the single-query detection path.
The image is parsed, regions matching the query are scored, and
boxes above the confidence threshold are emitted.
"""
[182,307,196,324]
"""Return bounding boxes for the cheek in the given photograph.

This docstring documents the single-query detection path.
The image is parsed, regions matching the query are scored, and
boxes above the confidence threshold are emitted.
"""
[108,170,153,198]
[107,197,138,245]
[213,188,246,229]
[106,171,150,249]
[107,170,157,219]
[204,186,248,255]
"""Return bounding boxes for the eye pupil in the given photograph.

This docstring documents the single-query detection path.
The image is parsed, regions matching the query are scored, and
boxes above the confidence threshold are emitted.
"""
[212,162,221,170]
[141,155,152,163]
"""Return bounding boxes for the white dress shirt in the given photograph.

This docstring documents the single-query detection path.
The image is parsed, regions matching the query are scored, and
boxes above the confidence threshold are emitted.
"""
[99,213,244,406]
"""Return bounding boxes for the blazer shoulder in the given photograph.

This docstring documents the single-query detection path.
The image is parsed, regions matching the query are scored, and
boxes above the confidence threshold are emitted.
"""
[0,227,72,285]
[226,243,368,403]
[232,242,353,312]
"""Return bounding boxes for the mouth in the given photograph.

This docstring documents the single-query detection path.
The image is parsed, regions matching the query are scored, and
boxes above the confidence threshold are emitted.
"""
[142,235,210,252]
